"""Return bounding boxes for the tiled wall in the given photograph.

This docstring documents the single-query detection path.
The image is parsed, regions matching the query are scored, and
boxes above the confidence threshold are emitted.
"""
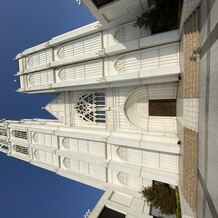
[183,99,199,132]
[177,98,199,132]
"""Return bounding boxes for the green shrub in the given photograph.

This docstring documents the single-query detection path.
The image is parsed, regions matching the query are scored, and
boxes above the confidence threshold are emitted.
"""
[176,187,182,218]
[141,183,177,215]
[134,0,179,34]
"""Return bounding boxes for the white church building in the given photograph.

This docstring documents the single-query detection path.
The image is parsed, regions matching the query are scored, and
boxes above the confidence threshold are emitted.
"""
[0,0,204,217]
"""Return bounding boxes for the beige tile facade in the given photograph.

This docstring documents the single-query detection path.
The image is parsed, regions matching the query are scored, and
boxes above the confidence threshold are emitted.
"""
[183,9,200,99]
[183,127,198,210]
[178,8,200,214]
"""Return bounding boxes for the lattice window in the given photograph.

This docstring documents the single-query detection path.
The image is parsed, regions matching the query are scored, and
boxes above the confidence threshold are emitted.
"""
[0,129,7,136]
[13,145,29,155]
[75,92,106,123]
[12,130,27,139]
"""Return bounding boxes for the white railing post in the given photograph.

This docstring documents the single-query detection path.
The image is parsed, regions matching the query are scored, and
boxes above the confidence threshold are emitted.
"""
[84,209,91,218]
[75,0,81,5]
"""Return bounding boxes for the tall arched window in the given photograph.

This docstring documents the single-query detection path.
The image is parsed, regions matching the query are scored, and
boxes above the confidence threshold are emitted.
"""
[75,92,106,123]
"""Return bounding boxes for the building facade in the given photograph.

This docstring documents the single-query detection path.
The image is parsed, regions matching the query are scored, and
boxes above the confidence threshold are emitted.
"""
[1,0,216,217]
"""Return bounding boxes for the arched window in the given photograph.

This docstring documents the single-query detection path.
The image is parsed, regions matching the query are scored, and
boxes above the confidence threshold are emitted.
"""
[13,145,29,155]
[12,130,27,139]
[75,92,106,123]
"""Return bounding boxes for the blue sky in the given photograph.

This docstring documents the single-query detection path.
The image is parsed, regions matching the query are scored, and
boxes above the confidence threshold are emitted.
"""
[0,1,103,217]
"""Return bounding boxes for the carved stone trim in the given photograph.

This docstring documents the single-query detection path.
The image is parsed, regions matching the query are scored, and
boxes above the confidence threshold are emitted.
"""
[57,46,64,59]
[27,56,33,67]
[28,75,34,85]
[63,157,70,169]
[124,87,149,130]
[114,26,125,43]
[117,147,128,161]
[34,150,40,159]
[75,92,106,123]
[62,137,70,149]
[58,68,66,80]
[32,133,38,143]
[114,56,126,72]
[118,172,129,186]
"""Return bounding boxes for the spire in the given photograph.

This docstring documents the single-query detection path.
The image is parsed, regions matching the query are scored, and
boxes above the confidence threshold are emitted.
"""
[45,93,66,123]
